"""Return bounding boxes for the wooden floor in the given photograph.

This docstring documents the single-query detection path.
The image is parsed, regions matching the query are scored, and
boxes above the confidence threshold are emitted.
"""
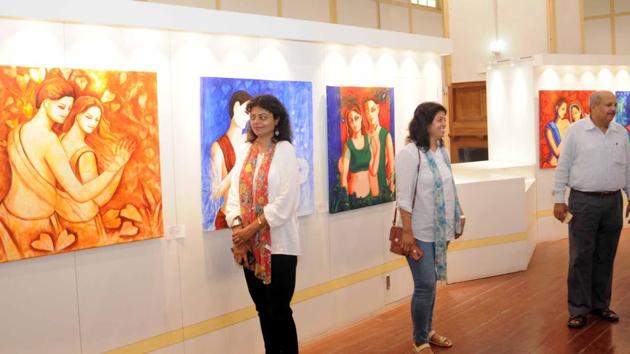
[301,233,630,354]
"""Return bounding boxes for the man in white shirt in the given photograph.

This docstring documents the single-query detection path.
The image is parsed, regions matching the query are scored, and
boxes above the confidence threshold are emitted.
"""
[553,91,630,329]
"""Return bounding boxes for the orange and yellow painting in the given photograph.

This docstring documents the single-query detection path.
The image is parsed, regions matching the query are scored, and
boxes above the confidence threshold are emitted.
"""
[0,66,163,263]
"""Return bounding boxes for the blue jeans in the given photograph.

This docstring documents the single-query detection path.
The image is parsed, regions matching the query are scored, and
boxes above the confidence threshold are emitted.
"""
[406,239,436,344]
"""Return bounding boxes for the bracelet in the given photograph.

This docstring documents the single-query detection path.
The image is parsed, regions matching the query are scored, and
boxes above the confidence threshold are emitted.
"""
[231,216,242,228]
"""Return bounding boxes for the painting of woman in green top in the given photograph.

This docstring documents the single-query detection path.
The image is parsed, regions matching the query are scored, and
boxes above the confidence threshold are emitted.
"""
[327,86,396,213]
[339,100,379,198]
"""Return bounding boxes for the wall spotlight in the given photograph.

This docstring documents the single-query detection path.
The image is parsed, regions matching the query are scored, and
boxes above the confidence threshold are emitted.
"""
[490,39,505,56]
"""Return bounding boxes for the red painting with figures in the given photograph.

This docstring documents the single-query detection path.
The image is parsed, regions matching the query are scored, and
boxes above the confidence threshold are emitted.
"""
[539,90,593,169]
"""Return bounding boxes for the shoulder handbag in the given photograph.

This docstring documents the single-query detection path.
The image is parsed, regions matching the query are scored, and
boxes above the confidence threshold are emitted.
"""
[389,148,424,261]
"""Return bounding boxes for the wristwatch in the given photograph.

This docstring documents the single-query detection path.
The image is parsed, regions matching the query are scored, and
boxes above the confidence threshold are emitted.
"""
[231,217,242,228]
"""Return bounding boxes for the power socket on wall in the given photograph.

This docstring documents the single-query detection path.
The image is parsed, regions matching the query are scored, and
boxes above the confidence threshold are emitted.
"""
[385,274,391,290]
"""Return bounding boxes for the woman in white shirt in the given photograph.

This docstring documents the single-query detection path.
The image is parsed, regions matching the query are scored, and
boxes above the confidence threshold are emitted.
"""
[395,102,465,354]
[225,94,300,354]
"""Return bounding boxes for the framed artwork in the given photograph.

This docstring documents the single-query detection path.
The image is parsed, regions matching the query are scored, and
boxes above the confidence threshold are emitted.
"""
[200,77,314,231]
[0,66,163,263]
[615,91,630,140]
[326,86,396,213]
[539,90,593,169]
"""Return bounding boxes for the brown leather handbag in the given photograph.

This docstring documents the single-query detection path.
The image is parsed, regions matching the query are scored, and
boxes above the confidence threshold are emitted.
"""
[389,148,423,261]
[389,209,423,261]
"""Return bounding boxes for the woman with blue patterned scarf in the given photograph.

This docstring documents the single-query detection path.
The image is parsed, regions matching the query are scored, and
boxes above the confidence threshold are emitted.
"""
[395,102,465,354]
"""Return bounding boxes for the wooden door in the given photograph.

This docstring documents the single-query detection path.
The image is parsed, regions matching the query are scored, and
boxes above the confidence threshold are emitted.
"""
[448,81,488,163]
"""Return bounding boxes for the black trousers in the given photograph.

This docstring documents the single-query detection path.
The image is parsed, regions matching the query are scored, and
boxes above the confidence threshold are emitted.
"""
[567,190,623,316]
[244,255,298,354]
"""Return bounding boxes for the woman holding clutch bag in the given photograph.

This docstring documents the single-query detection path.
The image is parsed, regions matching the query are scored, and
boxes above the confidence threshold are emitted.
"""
[225,94,301,354]
[395,102,465,354]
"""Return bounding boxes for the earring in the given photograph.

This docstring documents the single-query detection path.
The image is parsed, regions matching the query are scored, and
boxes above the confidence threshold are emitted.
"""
[274,128,279,137]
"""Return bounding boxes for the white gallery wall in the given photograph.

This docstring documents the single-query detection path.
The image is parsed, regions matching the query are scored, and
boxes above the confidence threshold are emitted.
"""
[554,0,582,54]
[487,55,630,244]
[0,3,447,353]
[448,0,548,83]
[0,18,182,354]
[534,58,630,242]
[169,30,444,353]
[486,62,537,165]
[146,0,445,38]
[582,0,630,55]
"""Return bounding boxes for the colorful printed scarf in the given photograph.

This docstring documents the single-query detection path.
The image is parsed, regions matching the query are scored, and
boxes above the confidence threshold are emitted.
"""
[239,143,276,284]
[422,146,462,282]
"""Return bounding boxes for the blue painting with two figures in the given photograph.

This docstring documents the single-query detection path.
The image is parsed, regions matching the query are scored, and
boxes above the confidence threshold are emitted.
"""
[200,77,314,231]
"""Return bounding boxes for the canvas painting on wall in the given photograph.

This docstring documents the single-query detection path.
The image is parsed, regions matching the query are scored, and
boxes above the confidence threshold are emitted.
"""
[539,90,593,169]
[200,77,314,231]
[326,86,396,213]
[615,91,630,140]
[0,66,163,263]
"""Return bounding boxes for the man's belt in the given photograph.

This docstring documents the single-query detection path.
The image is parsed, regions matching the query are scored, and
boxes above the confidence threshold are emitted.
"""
[571,189,620,197]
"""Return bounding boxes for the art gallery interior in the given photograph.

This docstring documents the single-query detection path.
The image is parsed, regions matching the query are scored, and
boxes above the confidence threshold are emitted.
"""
[0,0,629,353]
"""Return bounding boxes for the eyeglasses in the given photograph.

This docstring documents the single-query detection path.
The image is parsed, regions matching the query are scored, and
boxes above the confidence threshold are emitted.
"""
[249,113,272,122]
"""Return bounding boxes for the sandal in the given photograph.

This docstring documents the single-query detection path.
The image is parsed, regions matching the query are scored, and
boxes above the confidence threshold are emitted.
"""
[412,343,434,354]
[568,315,587,329]
[428,330,453,348]
[590,308,620,322]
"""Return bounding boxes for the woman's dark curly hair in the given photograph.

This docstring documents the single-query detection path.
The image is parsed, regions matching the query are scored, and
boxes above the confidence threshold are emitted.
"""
[245,94,293,143]
[408,102,447,151]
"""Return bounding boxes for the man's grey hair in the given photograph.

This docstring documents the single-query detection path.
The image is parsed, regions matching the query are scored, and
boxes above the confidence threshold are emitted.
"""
[589,91,613,108]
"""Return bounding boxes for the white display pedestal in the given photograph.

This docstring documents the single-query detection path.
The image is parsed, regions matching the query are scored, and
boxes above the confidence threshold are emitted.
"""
[447,162,537,283]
